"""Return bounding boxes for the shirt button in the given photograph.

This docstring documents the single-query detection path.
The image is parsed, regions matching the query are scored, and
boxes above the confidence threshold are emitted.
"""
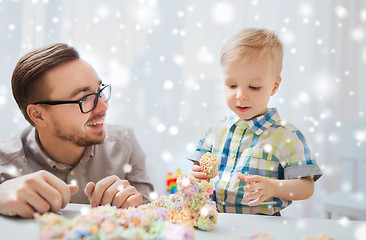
[70,170,75,176]
[237,129,242,134]
[230,153,235,158]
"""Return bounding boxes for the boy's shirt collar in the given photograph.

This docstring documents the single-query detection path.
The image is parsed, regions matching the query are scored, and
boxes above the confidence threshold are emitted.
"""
[227,108,280,135]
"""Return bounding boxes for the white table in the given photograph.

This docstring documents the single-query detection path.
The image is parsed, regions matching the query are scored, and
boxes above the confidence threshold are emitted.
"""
[0,204,365,239]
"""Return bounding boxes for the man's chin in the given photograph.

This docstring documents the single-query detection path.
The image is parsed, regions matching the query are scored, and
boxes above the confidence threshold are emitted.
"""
[75,132,105,147]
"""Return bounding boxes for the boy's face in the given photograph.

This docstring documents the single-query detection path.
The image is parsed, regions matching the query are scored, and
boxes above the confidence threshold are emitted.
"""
[41,59,108,146]
[223,54,281,120]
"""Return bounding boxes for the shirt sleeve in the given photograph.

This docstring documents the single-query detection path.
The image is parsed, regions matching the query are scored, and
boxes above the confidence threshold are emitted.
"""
[125,131,155,204]
[187,127,213,162]
[279,129,322,181]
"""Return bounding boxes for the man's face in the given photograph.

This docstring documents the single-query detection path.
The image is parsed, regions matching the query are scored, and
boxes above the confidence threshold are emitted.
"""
[42,59,108,146]
[223,54,281,120]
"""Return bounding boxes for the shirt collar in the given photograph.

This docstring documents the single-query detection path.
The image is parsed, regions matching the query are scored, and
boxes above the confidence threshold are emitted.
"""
[227,108,280,135]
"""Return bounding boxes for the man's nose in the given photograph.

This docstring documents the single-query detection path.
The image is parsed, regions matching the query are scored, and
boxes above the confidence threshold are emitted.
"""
[93,95,108,113]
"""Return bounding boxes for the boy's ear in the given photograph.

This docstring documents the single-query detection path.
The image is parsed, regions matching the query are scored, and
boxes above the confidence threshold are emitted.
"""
[271,76,282,96]
[27,104,48,127]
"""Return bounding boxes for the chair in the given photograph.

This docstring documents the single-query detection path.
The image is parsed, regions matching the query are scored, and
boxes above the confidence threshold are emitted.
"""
[322,119,366,220]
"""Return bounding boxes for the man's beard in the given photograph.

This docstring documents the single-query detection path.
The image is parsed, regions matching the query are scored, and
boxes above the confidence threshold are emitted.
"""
[52,121,105,147]
[55,128,105,147]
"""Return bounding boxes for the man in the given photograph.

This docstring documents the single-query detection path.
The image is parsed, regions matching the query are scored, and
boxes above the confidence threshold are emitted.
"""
[0,43,154,218]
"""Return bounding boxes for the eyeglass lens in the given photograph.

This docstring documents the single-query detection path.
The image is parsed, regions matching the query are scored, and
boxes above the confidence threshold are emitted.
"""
[81,85,111,113]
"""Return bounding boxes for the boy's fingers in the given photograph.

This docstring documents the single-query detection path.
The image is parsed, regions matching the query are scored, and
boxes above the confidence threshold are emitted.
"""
[192,165,203,172]
[244,189,262,200]
[248,195,265,206]
[193,171,208,180]
[245,175,262,182]
[244,182,263,191]
[237,173,246,181]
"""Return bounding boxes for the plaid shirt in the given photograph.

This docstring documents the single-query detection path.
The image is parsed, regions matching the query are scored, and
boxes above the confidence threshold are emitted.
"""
[190,108,322,215]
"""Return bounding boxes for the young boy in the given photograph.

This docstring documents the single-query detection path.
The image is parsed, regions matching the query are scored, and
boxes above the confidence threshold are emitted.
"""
[190,28,322,215]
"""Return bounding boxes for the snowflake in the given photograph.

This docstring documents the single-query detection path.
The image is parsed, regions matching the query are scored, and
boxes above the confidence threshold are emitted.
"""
[163,80,173,90]
[211,2,234,25]
[169,126,179,135]
[298,91,310,103]
[123,164,132,173]
[335,5,348,18]
[354,129,366,142]
[299,3,313,17]
[197,46,215,64]
[149,191,158,200]
[361,10,366,21]
[80,206,90,215]
[8,24,15,31]
[96,5,109,18]
[281,31,295,45]
[161,150,172,163]
[186,143,195,152]
[263,144,273,153]
[70,179,78,186]
[351,27,364,41]
[173,54,185,66]
[355,224,366,240]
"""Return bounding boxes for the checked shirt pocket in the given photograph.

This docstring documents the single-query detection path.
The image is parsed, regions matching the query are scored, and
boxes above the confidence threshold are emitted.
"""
[235,147,282,178]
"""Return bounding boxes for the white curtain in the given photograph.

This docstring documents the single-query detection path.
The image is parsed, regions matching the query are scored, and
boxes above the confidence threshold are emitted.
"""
[0,0,365,218]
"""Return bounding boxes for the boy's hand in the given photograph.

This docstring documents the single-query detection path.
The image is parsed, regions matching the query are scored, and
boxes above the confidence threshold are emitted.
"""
[84,175,142,209]
[191,164,208,180]
[238,173,274,206]
[0,170,79,218]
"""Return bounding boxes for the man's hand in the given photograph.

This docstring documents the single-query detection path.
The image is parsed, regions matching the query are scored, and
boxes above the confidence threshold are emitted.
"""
[84,175,142,209]
[238,173,274,206]
[0,170,79,218]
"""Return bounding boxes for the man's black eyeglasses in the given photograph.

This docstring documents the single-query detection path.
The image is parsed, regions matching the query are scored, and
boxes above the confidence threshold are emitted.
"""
[33,84,111,114]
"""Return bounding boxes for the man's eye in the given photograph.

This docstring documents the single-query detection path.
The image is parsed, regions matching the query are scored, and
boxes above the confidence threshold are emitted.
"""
[249,86,260,90]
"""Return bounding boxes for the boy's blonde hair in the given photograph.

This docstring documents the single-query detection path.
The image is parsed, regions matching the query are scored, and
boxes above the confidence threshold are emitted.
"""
[220,28,284,76]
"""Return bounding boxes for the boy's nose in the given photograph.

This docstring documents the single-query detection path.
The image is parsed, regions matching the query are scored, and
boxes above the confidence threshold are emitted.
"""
[236,88,248,100]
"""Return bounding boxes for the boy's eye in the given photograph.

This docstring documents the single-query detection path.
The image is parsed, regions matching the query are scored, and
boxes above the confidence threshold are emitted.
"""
[226,84,237,89]
[249,86,260,90]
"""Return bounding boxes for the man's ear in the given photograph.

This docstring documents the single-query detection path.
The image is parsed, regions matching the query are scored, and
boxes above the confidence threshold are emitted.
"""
[27,104,48,127]
[271,76,282,96]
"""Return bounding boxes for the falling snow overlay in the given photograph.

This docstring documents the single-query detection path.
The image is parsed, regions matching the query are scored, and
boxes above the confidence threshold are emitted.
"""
[0,2,365,238]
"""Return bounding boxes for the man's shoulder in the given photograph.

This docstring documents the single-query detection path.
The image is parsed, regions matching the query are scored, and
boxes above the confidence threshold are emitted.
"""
[104,124,135,142]
[0,126,33,164]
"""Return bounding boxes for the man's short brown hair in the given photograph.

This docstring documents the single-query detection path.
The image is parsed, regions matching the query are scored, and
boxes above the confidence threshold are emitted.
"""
[11,43,80,125]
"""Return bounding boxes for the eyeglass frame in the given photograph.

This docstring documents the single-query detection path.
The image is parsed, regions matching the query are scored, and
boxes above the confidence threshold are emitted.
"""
[33,84,111,114]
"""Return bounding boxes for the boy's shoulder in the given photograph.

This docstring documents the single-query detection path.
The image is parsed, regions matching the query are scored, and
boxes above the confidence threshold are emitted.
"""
[271,118,309,143]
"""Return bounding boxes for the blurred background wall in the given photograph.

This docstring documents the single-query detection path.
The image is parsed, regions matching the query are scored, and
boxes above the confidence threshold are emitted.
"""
[0,0,365,219]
